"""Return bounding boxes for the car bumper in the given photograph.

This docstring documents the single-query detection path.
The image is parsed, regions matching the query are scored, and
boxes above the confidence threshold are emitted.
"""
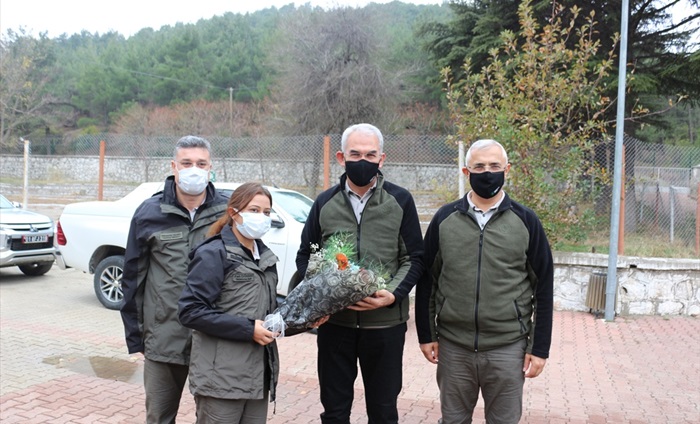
[54,250,68,270]
[0,249,56,267]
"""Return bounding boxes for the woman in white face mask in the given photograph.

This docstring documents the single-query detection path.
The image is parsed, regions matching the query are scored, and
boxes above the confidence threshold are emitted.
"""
[178,182,280,424]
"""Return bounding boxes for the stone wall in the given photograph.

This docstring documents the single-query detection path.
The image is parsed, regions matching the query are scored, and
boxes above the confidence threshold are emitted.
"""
[0,155,456,195]
[554,252,700,316]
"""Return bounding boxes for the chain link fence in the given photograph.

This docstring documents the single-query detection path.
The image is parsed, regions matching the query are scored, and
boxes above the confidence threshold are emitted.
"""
[1,134,698,258]
[590,138,699,258]
[5,133,459,165]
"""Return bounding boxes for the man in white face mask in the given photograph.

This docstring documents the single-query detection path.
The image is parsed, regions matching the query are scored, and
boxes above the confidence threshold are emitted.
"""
[120,136,229,424]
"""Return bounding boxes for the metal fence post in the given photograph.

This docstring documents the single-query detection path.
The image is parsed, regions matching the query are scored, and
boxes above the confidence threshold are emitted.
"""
[22,138,29,208]
[458,141,465,198]
[618,144,626,255]
[98,140,106,200]
[670,186,676,243]
[323,135,330,190]
[696,184,699,257]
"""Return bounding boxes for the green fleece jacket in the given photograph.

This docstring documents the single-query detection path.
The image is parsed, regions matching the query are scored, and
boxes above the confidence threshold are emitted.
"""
[296,173,424,328]
[415,193,554,359]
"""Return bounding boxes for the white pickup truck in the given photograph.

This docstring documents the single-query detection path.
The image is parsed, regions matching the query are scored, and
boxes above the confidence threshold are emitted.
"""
[55,182,312,309]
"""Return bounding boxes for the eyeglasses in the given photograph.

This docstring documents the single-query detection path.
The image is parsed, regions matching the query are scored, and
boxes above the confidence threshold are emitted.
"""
[345,151,380,161]
[178,160,210,169]
[468,164,506,173]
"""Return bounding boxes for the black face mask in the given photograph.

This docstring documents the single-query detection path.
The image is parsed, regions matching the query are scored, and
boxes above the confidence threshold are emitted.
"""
[344,159,379,187]
[469,171,505,199]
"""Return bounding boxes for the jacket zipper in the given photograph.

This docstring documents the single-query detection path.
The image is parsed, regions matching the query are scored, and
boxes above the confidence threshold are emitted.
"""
[257,262,278,405]
[466,204,507,352]
[474,228,484,351]
[356,220,362,328]
[513,300,527,334]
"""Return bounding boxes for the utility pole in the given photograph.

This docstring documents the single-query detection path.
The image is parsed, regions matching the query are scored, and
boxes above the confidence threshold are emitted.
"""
[605,0,630,322]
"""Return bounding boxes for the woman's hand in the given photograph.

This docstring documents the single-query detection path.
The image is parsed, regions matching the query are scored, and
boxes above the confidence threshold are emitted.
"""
[253,319,278,345]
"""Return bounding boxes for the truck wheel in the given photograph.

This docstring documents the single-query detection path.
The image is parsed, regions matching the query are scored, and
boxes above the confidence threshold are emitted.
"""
[94,256,124,310]
[18,262,53,276]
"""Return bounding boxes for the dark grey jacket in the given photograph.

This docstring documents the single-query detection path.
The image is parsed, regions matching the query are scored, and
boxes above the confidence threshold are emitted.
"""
[179,228,280,401]
[120,177,228,364]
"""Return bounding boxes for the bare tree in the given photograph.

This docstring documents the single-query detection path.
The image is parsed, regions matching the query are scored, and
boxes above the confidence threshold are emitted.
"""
[271,7,398,134]
[0,29,57,148]
[268,6,401,195]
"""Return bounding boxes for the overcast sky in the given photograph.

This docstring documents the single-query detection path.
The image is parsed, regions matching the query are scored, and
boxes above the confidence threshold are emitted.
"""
[0,0,444,38]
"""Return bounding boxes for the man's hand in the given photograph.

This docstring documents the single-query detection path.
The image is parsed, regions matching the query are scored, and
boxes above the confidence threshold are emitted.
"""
[128,352,144,363]
[310,315,329,328]
[347,289,395,311]
[523,353,547,378]
[420,342,439,364]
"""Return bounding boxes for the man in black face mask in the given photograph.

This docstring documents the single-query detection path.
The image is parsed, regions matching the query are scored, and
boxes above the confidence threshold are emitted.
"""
[296,123,424,424]
[415,139,554,424]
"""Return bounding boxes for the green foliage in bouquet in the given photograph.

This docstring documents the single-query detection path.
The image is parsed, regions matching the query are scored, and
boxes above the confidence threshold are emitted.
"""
[308,232,388,290]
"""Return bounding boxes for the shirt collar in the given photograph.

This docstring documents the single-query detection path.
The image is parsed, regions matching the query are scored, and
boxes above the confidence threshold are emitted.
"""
[467,190,505,213]
[345,179,377,199]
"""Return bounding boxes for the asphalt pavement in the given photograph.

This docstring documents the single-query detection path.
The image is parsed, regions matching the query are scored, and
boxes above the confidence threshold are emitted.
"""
[1,265,699,423]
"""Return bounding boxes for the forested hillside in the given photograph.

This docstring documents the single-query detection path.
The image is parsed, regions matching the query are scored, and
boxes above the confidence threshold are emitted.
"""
[1,0,697,148]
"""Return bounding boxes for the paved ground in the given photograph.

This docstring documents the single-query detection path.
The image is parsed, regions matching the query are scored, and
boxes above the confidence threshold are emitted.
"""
[1,265,699,424]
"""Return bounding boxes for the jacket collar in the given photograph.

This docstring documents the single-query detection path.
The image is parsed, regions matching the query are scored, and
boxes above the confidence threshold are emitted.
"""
[456,191,512,215]
[221,225,278,270]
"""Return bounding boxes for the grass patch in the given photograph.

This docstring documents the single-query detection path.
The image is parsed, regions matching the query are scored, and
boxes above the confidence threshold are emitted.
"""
[555,231,698,259]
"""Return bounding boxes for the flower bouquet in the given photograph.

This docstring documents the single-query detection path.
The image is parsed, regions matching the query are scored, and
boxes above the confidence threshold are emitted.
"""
[264,232,387,337]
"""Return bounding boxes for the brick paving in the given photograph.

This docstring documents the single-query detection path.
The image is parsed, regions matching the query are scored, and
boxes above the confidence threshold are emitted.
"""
[1,266,699,423]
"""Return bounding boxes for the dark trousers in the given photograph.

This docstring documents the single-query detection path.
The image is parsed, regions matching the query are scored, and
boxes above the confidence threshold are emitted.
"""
[317,322,407,424]
[144,358,189,424]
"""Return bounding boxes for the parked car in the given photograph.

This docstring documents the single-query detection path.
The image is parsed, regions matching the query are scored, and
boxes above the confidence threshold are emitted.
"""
[0,194,57,276]
[55,182,313,310]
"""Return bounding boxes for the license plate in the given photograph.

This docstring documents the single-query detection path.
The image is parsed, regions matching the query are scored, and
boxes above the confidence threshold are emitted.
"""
[22,235,48,244]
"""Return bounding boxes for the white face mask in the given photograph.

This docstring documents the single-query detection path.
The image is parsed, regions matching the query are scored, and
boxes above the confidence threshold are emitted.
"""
[236,212,272,240]
[177,166,209,195]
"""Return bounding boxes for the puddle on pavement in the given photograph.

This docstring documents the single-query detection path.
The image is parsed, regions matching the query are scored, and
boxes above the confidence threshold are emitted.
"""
[43,355,142,384]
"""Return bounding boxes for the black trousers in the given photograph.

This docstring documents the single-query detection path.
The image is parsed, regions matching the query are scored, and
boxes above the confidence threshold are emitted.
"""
[317,322,407,424]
